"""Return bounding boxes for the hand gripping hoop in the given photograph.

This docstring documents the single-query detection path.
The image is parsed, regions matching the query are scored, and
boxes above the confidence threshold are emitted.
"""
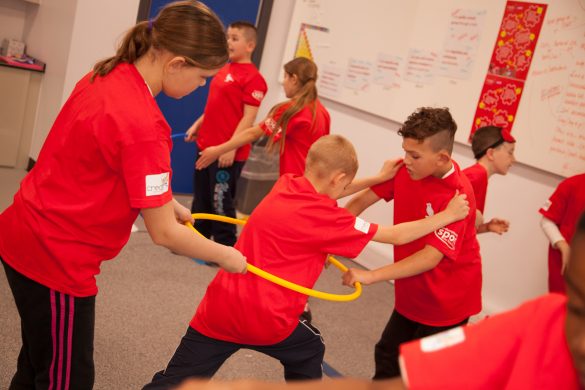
[186,213,362,302]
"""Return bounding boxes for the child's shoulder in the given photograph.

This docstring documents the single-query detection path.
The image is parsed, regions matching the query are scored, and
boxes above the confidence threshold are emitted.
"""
[564,173,585,186]
[462,162,482,173]
[461,163,487,182]
[230,62,263,77]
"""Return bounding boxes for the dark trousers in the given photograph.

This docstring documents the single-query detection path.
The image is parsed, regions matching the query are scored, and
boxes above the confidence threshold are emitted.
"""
[373,309,468,380]
[192,160,244,246]
[2,258,96,390]
[143,320,325,390]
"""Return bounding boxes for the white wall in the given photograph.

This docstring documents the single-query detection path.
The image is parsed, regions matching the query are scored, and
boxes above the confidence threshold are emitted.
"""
[260,1,562,315]
[20,0,139,160]
[0,0,27,44]
[63,0,140,104]
[23,0,78,160]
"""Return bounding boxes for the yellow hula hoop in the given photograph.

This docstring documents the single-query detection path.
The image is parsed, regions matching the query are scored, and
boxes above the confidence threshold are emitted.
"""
[186,213,362,302]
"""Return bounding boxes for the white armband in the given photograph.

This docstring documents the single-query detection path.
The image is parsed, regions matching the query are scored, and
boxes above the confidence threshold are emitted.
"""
[540,216,565,247]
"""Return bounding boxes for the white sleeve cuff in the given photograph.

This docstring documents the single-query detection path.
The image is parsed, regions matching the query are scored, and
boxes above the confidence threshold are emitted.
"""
[540,216,565,247]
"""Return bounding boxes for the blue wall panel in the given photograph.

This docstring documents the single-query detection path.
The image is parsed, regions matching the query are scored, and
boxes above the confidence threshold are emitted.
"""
[148,0,261,194]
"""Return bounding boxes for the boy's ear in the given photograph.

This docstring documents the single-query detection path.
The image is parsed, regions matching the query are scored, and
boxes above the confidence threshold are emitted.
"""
[331,170,348,186]
[437,150,451,165]
[485,147,496,161]
[246,40,256,53]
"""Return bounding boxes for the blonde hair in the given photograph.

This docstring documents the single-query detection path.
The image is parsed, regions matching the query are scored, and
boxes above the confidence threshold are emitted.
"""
[305,135,358,179]
[268,57,319,153]
[92,1,228,81]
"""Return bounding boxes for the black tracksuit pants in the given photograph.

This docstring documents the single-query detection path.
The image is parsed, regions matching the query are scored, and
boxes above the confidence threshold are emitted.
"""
[143,320,325,389]
[192,160,244,247]
[373,309,468,379]
[2,258,96,390]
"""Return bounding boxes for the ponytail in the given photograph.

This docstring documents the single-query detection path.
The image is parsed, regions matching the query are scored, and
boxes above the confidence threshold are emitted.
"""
[91,1,228,82]
[92,22,151,81]
[268,57,319,153]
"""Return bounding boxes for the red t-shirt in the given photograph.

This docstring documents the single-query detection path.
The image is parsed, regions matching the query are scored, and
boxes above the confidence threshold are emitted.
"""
[400,294,579,389]
[191,174,378,345]
[539,173,585,293]
[0,63,173,297]
[463,163,488,214]
[260,99,330,176]
[371,163,482,326]
[196,62,267,161]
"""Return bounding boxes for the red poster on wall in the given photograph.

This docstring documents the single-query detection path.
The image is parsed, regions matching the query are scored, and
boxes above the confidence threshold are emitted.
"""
[474,75,524,131]
[470,1,547,140]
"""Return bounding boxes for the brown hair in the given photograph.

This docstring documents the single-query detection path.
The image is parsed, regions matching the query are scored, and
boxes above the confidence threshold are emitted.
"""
[268,57,319,153]
[398,107,457,153]
[305,135,358,179]
[92,1,228,81]
[471,126,507,159]
[229,21,258,43]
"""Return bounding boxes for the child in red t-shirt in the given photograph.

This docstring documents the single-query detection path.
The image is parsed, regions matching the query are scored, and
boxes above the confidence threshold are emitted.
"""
[185,21,268,247]
[0,3,247,389]
[195,56,329,320]
[172,212,585,390]
[539,173,585,293]
[144,135,470,389]
[344,107,482,379]
[463,125,516,235]
[399,210,585,389]
[195,57,330,177]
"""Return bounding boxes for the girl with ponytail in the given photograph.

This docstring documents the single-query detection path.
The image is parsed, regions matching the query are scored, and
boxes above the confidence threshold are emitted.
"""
[196,57,331,176]
[0,2,247,388]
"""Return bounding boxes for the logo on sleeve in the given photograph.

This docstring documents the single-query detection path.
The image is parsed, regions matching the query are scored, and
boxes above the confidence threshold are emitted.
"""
[354,217,370,234]
[224,73,234,83]
[251,90,265,101]
[264,117,281,135]
[420,327,465,353]
[542,199,552,211]
[435,227,458,250]
[146,172,170,196]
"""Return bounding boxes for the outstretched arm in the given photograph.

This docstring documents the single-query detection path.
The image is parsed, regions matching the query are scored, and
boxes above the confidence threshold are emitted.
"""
[342,245,443,286]
[372,192,469,245]
[184,114,204,142]
[345,188,382,216]
[196,124,264,169]
[338,159,403,199]
[141,201,247,273]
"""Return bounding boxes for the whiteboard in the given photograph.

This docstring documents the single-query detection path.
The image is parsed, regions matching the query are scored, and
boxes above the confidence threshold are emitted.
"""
[281,0,585,177]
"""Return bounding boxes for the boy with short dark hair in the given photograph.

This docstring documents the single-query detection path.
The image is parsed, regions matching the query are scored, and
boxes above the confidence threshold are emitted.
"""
[143,135,470,389]
[464,125,516,234]
[344,107,482,379]
[185,21,267,247]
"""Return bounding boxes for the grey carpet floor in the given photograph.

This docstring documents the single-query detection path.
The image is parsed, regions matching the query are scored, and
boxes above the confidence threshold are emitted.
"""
[0,181,395,389]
